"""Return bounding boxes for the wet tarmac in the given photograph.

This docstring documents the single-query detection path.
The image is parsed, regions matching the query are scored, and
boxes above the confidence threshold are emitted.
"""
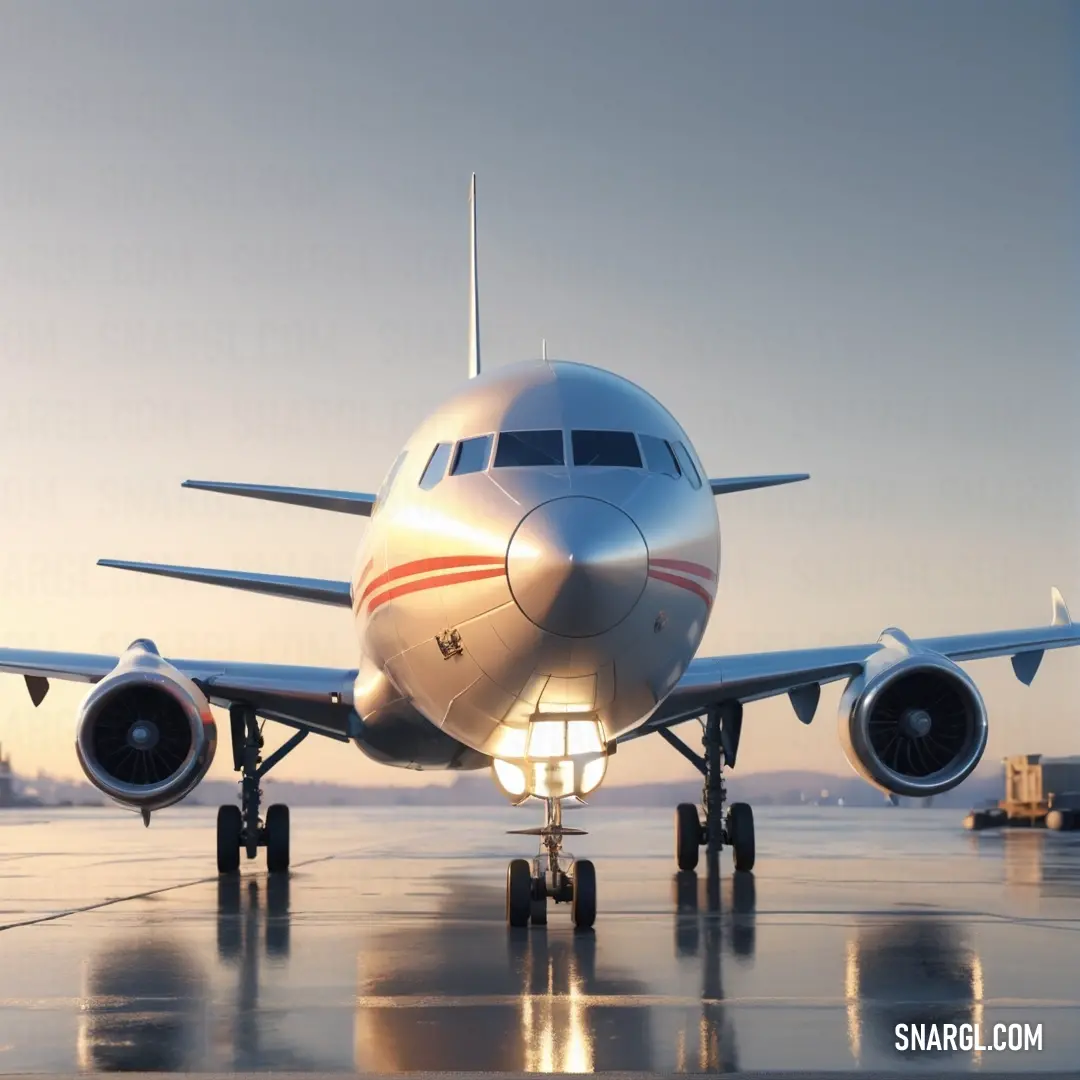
[1,804,1079,1074]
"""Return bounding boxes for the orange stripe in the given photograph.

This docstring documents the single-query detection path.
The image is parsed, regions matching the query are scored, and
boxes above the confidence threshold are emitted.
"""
[648,569,714,607]
[367,566,507,613]
[650,558,716,581]
[359,554,504,607]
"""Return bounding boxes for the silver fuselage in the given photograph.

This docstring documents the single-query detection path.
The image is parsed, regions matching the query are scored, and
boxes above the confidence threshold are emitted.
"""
[349,360,719,769]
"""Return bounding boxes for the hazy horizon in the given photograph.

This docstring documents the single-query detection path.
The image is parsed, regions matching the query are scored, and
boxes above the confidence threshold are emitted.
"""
[1,1,1077,790]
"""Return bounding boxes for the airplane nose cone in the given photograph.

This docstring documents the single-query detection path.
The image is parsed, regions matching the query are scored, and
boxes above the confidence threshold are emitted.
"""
[507,497,648,638]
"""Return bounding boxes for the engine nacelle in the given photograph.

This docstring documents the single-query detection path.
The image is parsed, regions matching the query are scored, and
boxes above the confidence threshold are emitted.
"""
[75,639,217,811]
[838,630,988,798]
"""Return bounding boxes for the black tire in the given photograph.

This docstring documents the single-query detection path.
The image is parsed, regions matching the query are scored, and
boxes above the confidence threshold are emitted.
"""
[217,804,242,875]
[572,859,597,930]
[676,803,701,872]
[266,803,290,874]
[507,859,531,928]
[726,802,755,872]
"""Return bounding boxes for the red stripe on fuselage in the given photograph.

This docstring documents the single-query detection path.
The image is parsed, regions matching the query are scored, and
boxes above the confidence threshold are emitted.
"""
[358,554,505,607]
[367,566,507,613]
[647,569,714,607]
[650,558,716,582]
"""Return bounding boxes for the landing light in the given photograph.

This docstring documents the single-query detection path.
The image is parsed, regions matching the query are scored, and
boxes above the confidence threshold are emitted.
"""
[493,758,528,797]
[527,720,567,758]
[580,757,607,794]
[492,718,609,800]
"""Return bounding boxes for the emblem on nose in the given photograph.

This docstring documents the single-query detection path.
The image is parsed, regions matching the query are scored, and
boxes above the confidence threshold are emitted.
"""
[506,497,648,638]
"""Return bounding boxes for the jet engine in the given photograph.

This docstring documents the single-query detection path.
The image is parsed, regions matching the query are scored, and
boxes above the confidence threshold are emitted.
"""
[838,630,987,798]
[75,639,217,811]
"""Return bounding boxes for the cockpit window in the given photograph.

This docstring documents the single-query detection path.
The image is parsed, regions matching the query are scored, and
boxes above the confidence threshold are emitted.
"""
[494,430,565,467]
[419,442,453,490]
[451,434,493,475]
[372,450,408,516]
[639,434,681,478]
[671,441,702,489]
[571,430,642,468]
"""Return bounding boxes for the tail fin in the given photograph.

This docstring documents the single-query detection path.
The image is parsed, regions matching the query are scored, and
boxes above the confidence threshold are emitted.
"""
[468,173,481,379]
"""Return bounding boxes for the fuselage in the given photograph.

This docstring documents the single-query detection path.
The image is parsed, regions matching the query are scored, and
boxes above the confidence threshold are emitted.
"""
[348,360,720,769]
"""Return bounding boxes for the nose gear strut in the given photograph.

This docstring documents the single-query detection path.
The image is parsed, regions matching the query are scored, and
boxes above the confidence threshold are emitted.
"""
[505,796,597,929]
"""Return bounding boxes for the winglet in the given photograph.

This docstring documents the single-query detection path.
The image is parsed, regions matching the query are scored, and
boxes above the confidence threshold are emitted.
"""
[1051,587,1072,627]
[468,173,481,379]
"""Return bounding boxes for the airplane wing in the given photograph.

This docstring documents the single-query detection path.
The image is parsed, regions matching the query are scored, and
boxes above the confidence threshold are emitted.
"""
[0,649,359,741]
[622,587,1080,741]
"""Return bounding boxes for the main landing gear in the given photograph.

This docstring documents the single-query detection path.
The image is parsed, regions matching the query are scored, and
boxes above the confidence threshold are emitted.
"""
[661,703,755,874]
[506,797,596,931]
[216,703,308,876]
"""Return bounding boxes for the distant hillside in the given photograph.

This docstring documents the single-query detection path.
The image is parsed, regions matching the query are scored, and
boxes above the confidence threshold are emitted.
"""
[593,769,1005,809]
[6,764,1005,809]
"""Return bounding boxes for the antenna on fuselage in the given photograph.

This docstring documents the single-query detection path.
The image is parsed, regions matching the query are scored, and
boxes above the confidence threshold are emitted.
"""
[542,338,547,361]
[468,173,481,379]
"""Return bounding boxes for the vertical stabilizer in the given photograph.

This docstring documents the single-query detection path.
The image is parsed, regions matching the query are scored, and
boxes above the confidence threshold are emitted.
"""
[468,174,481,379]
[542,338,547,361]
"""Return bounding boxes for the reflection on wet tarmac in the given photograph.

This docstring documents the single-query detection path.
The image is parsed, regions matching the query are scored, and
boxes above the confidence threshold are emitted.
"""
[845,917,983,1066]
[78,874,337,1074]
[673,869,756,960]
[216,872,292,961]
[670,870,755,1072]
[999,828,1080,899]
[77,938,209,1072]
[352,874,652,1072]
[215,874,307,1070]
[4,807,1080,1073]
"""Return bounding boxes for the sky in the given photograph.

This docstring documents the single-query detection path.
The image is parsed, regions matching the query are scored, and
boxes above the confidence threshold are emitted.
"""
[0,1,1077,791]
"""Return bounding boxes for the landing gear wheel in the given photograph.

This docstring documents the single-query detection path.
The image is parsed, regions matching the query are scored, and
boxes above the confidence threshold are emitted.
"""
[676,802,702,871]
[217,804,241,875]
[265,803,290,874]
[572,859,597,930]
[726,802,755,872]
[507,858,531,928]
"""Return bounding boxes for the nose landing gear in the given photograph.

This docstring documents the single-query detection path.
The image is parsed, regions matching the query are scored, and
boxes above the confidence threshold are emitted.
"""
[506,797,596,930]
[664,702,755,873]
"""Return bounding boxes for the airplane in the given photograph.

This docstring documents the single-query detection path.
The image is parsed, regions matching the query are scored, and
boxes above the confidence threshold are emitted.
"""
[3,175,1080,931]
